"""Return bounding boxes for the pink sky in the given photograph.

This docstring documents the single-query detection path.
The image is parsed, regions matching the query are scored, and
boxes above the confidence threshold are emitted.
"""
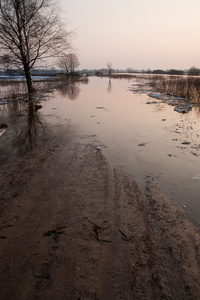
[60,0,200,70]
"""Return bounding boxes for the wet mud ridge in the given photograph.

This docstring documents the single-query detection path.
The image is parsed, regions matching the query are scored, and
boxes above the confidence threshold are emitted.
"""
[1,142,200,299]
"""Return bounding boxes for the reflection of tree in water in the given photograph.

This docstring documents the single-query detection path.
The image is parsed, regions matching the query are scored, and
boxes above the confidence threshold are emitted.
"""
[56,78,89,100]
[12,96,45,153]
[56,81,81,100]
[107,78,112,93]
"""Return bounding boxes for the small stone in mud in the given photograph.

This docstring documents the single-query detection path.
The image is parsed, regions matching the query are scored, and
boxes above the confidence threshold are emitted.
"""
[162,119,166,121]
[138,143,146,147]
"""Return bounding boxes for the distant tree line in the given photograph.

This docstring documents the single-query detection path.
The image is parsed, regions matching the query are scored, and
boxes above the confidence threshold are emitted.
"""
[126,66,200,76]
[1,64,200,79]
[74,66,200,77]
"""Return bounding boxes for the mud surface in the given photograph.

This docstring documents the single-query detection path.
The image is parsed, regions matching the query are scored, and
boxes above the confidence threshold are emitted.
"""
[1,137,200,299]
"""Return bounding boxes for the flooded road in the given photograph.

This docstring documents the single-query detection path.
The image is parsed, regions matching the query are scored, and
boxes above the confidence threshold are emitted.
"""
[1,76,200,227]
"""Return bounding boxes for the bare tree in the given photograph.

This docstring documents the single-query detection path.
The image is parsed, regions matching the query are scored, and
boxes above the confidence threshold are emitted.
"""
[59,53,80,75]
[68,53,80,75]
[0,0,73,93]
[107,62,112,77]
[59,54,70,75]
[187,66,200,76]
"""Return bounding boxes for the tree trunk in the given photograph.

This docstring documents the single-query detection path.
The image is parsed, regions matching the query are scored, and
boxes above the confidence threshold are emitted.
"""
[24,65,35,93]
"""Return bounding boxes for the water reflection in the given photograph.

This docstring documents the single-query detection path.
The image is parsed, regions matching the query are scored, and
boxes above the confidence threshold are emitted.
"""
[0,81,27,99]
[12,97,45,153]
[0,78,90,158]
[107,78,112,93]
[0,94,47,164]
[1,93,45,154]
[1,76,200,227]
[56,79,88,100]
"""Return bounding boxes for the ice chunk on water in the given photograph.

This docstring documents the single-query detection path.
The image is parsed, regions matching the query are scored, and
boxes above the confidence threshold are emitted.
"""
[192,174,200,180]
[174,105,192,114]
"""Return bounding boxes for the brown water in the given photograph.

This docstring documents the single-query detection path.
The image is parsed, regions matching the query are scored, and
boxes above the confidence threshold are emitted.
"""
[1,76,200,227]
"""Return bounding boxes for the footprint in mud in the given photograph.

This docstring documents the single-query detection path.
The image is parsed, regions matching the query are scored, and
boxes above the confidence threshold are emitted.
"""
[182,142,190,145]
[191,152,198,156]
[34,262,52,290]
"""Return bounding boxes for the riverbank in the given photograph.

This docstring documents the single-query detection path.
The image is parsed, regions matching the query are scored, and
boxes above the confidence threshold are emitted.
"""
[1,137,200,299]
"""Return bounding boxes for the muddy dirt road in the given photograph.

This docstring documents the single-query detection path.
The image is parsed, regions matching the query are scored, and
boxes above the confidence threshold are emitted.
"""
[1,137,200,299]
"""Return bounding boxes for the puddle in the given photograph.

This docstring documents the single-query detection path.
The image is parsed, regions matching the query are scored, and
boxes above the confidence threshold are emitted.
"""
[0,76,200,228]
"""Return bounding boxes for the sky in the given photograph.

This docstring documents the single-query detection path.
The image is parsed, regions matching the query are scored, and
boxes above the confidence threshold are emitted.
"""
[59,0,200,71]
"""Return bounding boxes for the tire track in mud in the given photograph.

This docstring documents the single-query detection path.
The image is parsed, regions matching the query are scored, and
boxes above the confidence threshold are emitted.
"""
[105,169,163,300]
[105,169,200,300]
[143,180,200,300]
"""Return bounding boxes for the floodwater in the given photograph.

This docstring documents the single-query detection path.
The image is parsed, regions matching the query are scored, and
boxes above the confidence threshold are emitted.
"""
[1,76,200,228]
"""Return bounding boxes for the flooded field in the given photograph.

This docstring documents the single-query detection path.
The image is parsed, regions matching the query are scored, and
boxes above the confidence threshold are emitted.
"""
[1,76,200,228]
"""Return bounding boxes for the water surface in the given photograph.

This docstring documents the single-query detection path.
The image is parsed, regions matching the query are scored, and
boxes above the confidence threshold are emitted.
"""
[1,76,200,227]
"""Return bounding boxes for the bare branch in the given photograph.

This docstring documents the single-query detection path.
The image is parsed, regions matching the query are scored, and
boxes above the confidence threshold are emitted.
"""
[0,0,74,92]
[58,53,80,75]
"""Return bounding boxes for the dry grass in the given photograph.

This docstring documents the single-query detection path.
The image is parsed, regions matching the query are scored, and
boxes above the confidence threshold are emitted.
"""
[150,76,200,105]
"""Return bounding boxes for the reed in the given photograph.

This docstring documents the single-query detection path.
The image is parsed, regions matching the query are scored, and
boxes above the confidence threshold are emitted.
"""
[150,75,200,106]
